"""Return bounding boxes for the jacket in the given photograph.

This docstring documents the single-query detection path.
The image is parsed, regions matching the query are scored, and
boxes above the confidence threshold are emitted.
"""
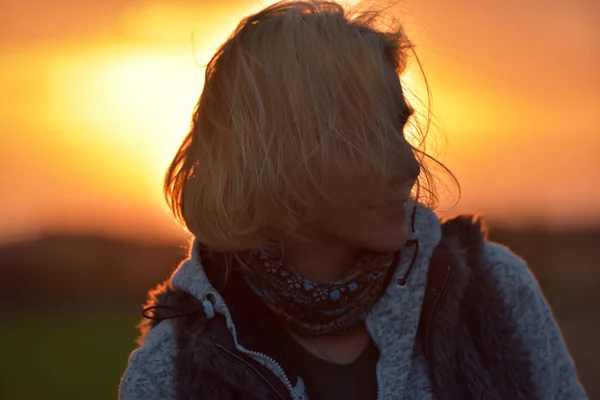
[119,203,587,399]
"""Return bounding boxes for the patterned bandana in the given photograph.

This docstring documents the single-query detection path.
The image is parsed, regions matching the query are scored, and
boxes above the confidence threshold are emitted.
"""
[242,249,400,336]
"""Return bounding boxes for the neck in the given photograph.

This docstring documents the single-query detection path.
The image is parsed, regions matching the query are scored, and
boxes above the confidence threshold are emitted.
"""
[281,237,360,283]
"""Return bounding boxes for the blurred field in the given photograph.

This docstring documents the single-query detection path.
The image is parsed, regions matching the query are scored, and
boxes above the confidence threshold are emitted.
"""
[0,226,598,399]
[1,315,137,400]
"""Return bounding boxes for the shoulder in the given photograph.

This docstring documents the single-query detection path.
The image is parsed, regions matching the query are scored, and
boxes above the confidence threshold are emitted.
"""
[481,241,537,297]
[119,320,178,400]
[479,240,560,346]
[480,240,553,324]
[479,241,588,398]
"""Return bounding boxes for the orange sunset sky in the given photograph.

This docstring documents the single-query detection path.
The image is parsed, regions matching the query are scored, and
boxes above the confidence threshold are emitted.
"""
[0,0,598,244]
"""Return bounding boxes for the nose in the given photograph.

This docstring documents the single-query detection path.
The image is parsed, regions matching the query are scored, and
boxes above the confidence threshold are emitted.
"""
[390,153,420,190]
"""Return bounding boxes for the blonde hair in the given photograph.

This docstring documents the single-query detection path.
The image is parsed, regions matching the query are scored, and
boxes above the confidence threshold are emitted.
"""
[165,0,456,252]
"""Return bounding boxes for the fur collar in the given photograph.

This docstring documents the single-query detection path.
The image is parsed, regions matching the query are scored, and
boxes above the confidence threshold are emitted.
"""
[427,215,536,399]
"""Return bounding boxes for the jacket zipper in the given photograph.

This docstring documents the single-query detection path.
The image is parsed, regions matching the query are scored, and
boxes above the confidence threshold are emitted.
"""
[365,321,382,400]
[213,293,299,400]
[424,263,453,360]
[216,344,290,400]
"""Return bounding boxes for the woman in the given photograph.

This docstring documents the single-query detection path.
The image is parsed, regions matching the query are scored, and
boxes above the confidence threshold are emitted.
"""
[120,1,587,399]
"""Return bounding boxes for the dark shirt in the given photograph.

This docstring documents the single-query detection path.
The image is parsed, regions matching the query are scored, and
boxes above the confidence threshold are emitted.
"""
[280,332,379,400]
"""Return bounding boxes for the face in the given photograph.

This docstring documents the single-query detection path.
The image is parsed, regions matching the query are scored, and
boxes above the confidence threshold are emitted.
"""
[306,64,420,254]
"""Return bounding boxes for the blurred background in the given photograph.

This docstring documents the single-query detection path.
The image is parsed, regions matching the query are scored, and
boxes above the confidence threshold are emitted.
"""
[1,0,598,398]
